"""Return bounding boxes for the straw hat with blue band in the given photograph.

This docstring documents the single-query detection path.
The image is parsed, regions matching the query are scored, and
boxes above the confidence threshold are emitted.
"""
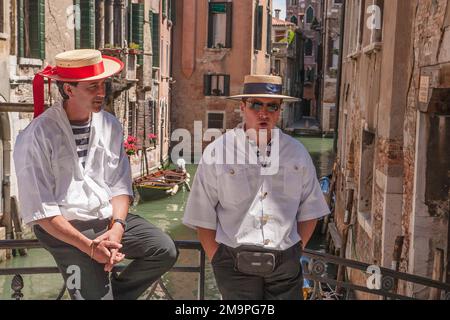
[32,49,124,118]
[227,75,301,102]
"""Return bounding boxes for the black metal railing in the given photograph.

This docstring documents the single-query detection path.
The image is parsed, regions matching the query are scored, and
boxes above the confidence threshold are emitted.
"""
[301,249,450,300]
[0,239,206,300]
[1,240,449,300]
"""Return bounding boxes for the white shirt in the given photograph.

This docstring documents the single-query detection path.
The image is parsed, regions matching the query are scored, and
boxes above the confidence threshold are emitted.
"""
[13,101,133,225]
[183,125,330,250]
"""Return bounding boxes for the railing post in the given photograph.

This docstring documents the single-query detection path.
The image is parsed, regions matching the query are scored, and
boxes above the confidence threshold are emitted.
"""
[11,274,24,300]
[198,248,206,300]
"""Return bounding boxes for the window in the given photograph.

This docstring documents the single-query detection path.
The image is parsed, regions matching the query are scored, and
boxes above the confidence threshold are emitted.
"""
[274,30,285,43]
[274,59,281,75]
[208,2,232,48]
[207,112,225,130]
[291,0,298,5]
[0,0,4,34]
[305,67,315,82]
[74,0,95,49]
[254,5,263,50]
[18,0,45,59]
[358,130,375,217]
[306,6,314,24]
[290,15,298,26]
[150,11,160,68]
[128,101,138,139]
[204,74,230,96]
[304,38,313,56]
[129,3,144,65]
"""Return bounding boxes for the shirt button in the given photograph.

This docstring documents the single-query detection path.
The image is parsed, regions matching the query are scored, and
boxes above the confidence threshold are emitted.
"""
[229,169,235,175]
[264,239,271,246]
[294,165,299,171]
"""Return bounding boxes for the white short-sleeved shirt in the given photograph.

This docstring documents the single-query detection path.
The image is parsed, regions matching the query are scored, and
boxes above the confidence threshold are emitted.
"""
[13,101,133,225]
[183,125,331,250]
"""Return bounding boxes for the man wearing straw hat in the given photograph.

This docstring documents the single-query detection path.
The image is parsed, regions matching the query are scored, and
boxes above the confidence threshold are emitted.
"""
[183,75,330,300]
[13,49,177,300]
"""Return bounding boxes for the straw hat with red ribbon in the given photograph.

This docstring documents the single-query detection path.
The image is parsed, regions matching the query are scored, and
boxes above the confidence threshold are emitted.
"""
[227,75,300,102]
[33,49,124,118]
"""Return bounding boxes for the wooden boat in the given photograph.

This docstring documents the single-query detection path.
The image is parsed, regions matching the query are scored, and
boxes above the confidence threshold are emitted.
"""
[134,169,189,202]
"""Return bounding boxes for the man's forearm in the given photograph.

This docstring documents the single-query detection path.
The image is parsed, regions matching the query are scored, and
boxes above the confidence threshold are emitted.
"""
[197,227,219,261]
[297,219,318,248]
[37,216,92,255]
[111,195,130,221]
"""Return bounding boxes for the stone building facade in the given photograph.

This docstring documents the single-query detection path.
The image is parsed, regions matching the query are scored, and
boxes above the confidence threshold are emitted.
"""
[334,0,450,299]
[271,9,297,129]
[0,0,172,250]
[320,0,341,134]
[171,0,273,159]
[286,0,323,121]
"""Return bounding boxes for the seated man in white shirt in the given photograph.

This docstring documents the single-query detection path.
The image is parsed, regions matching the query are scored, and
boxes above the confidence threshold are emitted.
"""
[14,50,177,300]
[183,75,330,300]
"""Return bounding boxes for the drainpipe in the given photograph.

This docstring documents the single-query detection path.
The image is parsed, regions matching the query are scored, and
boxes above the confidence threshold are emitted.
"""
[333,0,346,154]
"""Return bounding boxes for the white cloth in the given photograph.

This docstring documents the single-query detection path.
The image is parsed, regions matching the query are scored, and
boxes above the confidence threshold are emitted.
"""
[13,101,133,225]
[183,126,331,250]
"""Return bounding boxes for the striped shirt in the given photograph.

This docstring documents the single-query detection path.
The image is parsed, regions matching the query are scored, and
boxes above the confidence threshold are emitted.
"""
[70,120,91,168]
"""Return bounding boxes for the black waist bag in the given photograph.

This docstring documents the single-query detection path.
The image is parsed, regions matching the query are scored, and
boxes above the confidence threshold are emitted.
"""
[236,251,276,276]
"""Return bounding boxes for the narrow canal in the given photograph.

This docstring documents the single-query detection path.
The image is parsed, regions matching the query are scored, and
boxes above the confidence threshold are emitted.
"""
[0,136,335,300]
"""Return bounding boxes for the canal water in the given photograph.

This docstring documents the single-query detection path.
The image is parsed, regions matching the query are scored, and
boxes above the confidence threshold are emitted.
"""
[0,136,335,300]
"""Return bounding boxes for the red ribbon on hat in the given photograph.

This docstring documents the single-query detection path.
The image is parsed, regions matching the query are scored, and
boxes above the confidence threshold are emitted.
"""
[32,61,105,118]
[33,66,57,118]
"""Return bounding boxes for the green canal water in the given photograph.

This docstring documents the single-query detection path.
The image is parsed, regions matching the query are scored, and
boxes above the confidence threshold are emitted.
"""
[0,136,335,300]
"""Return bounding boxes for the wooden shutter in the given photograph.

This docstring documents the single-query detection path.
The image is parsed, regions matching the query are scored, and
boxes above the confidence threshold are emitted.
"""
[29,0,45,59]
[204,75,211,96]
[131,3,144,65]
[79,0,95,49]
[225,2,232,48]
[18,0,24,57]
[207,3,213,48]
[223,75,230,96]
[151,11,160,68]
[254,5,263,51]
[266,12,272,54]
[38,0,45,59]
[74,0,81,49]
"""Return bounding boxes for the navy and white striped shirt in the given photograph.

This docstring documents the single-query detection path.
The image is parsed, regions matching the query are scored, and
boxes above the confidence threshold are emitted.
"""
[70,120,91,168]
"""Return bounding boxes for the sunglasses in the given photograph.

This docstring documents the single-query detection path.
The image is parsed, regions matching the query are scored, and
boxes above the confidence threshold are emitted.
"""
[246,101,281,113]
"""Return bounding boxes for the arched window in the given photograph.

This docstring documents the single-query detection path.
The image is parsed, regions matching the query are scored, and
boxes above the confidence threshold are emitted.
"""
[290,15,298,26]
[304,38,313,56]
[306,6,314,24]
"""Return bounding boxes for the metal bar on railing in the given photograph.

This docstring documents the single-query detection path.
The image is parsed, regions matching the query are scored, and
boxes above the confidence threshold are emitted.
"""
[0,239,206,300]
[303,249,450,292]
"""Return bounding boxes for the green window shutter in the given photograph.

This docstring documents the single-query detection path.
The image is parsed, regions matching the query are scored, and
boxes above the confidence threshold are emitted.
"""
[204,75,211,96]
[74,0,80,49]
[131,3,144,65]
[38,0,45,59]
[18,0,24,57]
[266,12,272,54]
[151,12,160,68]
[225,3,232,48]
[29,0,45,59]
[256,6,263,51]
[223,75,230,96]
[79,0,95,49]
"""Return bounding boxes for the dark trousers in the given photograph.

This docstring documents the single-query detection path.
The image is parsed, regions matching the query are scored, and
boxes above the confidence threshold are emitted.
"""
[211,243,304,300]
[34,213,178,300]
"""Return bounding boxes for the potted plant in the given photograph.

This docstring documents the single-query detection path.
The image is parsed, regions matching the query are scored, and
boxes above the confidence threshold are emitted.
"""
[128,42,142,55]
[124,135,139,156]
[148,133,157,148]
